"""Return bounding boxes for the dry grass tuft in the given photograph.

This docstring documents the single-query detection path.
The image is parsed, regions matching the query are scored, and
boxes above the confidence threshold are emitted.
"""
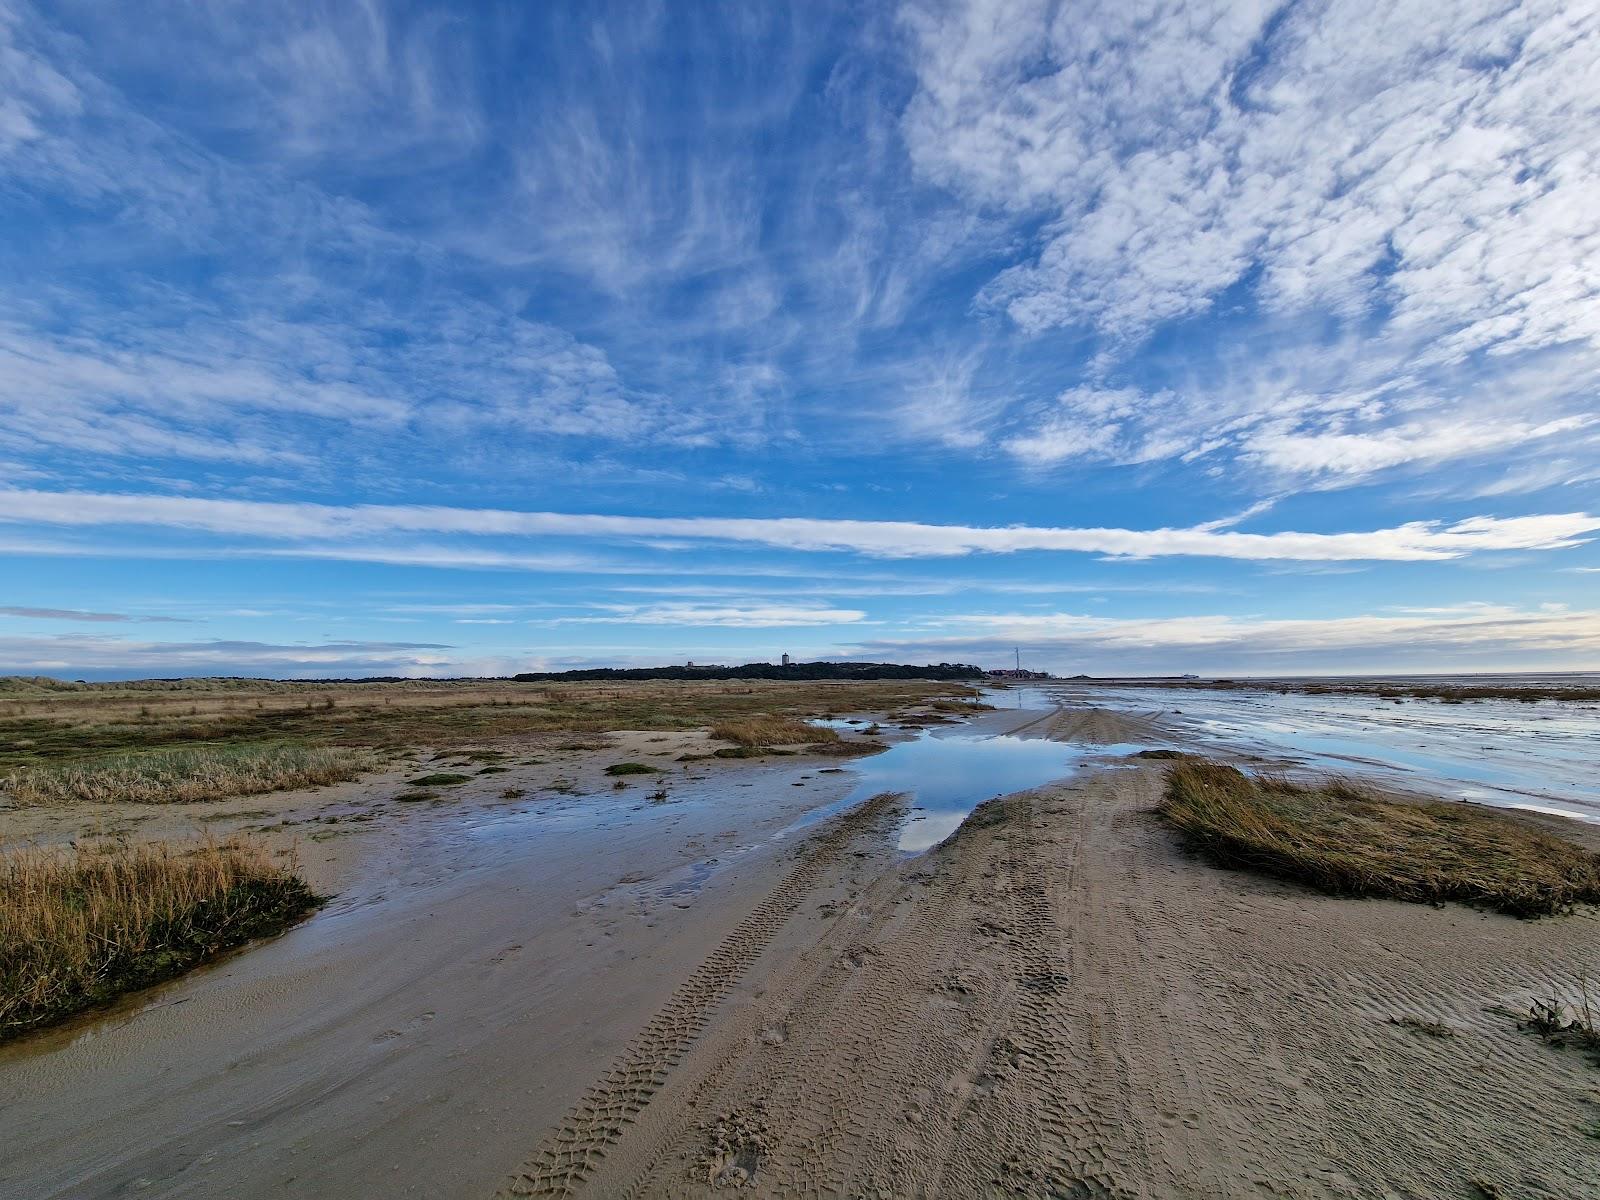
[709,717,839,748]
[5,743,378,806]
[1,838,317,1041]
[1159,761,1600,918]
[1521,976,1600,1062]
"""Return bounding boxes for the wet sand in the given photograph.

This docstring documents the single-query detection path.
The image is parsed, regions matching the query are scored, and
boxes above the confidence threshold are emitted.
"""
[5,698,1599,1198]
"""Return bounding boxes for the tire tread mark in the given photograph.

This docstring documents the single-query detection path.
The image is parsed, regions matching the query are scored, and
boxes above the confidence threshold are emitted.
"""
[500,791,902,1197]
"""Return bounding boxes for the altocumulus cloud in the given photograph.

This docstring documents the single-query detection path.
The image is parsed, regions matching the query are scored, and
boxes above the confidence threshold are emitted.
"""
[906,0,1600,487]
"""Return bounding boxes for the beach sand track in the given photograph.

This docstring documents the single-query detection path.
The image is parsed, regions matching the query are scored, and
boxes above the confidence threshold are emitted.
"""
[998,701,1166,746]
[502,790,909,1196]
[513,762,1600,1199]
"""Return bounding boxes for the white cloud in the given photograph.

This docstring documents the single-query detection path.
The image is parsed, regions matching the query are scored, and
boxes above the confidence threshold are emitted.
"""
[850,602,1600,673]
[556,603,868,628]
[907,0,1600,490]
[1001,385,1162,464]
[0,289,726,468]
[0,488,1594,563]
[905,0,1600,354]
[0,8,782,473]
[0,634,458,678]
[1245,415,1596,479]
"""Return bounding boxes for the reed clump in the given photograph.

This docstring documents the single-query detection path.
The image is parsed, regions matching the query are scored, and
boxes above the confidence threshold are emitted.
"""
[709,717,839,748]
[5,743,377,806]
[1159,761,1600,918]
[1,838,318,1041]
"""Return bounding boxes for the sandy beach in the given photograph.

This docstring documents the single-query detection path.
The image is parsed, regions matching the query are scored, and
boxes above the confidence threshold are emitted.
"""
[4,694,1599,1198]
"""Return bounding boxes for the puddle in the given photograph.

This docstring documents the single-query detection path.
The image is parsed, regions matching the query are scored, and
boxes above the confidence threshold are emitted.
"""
[792,731,1145,853]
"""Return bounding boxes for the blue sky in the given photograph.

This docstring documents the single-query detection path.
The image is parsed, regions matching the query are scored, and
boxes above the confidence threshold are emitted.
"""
[1,0,1598,680]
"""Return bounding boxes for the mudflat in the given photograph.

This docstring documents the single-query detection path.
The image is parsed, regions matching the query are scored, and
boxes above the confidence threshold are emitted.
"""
[4,692,1598,1198]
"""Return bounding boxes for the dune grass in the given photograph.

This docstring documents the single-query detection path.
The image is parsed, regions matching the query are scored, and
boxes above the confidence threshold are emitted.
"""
[1,838,318,1042]
[1159,761,1600,917]
[4,743,379,806]
[710,716,839,748]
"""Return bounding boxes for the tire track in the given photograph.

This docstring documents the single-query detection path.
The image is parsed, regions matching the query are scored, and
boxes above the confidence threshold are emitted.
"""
[500,791,903,1198]
[604,790,1045,1198]
[932,793,1095,1197]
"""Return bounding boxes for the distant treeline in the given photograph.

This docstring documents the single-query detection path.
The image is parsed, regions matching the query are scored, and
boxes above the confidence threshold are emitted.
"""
[511,661,986,683]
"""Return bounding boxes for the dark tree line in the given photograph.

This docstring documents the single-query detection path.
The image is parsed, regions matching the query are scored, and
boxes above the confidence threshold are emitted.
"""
[510,661,986,683]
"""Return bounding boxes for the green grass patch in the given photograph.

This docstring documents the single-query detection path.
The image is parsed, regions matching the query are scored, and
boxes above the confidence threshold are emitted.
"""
[604,761,660,776]
[4,743,378,806]
[1159,761,1600,918]
[1,838,318,1042]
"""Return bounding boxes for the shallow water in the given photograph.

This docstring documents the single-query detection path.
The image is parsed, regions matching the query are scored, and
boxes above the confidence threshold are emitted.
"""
[794,729,1143,853]
[1050,684,1600,823]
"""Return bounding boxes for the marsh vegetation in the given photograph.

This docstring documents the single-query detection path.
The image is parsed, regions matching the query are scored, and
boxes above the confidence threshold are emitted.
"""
[1159,760,1600,917]
[0,837,317,1042]
[0,676,966,806]
[6,744,378,806]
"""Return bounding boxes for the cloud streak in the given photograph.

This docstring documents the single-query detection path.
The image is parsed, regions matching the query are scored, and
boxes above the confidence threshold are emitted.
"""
[850,603,1600,674]
[0,489,1593,564]
[0,604,186,623]
[553,603,867,628]
[0,635,457,679]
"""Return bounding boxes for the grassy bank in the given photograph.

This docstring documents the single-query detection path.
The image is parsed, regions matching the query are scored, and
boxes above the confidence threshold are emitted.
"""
[1159,761,1600,917]
[4,743,379,806]
[1,838,318,1042]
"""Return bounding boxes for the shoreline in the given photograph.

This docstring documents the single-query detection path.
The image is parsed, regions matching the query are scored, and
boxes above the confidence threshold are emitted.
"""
[1056,673,1600,704]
